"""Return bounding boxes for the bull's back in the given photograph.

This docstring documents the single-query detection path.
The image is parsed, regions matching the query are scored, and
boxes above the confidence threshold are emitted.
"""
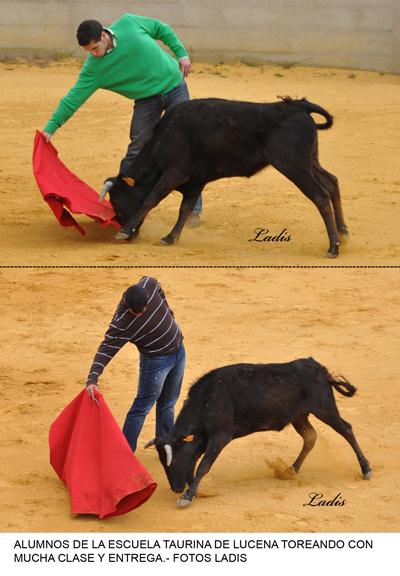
[155,98,316,180]
[223,362,309,423]
[188,359,328,435]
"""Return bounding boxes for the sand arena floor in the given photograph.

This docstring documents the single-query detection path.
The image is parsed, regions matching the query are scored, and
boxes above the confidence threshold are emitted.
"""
[0,59,399,535]
[0,60,399,265]
[0,267,399,533]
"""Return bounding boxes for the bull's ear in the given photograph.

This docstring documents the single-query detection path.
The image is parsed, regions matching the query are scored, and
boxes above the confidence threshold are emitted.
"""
[182,434,195,443]
[144,438,156,449]
[122,176,135,187]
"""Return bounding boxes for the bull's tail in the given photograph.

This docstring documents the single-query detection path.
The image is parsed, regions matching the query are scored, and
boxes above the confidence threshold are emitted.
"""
[278,96,334,129]
[303,357,356,397]
[328,373,356,397]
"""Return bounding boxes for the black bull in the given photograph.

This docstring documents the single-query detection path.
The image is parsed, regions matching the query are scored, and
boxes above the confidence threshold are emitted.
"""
[148,358,371,508]
[103,97,348,257]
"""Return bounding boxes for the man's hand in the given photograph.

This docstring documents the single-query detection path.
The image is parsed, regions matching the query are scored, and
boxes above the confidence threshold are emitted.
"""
[179,57,192,78]
[86,383,100,400]
[43,132,52,143]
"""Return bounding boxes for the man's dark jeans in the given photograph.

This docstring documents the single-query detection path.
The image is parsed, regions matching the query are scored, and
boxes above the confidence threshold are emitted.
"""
[122,342,186,452]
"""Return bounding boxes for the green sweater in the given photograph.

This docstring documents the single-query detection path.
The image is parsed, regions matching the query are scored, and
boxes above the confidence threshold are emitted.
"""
[44,13,188,135]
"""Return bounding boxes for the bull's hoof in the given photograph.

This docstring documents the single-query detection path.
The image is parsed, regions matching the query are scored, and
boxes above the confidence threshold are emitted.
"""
[176,496,192,508]
[130,228,139,240]
[159,235,174,246]
[363,470,372,480]
[326,243,340,258]
[114,229,134,241]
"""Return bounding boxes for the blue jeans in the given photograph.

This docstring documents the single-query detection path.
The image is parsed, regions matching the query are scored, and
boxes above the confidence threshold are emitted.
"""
[122,342,186,452]
[120,80,202,214]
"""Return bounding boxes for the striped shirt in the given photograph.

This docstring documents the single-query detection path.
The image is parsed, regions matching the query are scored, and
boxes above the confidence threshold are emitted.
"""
[86,276,183,386]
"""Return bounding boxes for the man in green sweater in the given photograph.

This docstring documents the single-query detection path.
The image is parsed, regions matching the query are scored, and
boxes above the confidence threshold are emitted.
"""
[43,13,202,227]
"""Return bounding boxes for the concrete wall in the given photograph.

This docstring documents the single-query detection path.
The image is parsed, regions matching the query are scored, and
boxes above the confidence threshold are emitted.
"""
[0,0,399,73]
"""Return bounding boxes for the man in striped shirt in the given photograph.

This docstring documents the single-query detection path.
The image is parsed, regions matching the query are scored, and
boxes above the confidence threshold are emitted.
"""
[86,276,185,452]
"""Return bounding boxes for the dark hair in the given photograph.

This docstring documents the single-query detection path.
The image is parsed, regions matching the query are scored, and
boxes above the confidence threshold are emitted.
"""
[76,20,103,46]
[124,285,148,313]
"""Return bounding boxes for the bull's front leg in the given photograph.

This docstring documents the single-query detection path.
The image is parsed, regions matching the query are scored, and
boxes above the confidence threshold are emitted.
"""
[176,436,230,508]
[114,205,153,241]
[160,189,204,246]
[114,176,176,241]
[114,218,144,241]
[124,217,144,241]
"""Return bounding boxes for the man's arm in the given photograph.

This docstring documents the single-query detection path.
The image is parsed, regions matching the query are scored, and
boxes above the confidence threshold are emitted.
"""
[85,322,129,396]
[134,15,189,61]
[43,65,98,138]
[140,16,192,77]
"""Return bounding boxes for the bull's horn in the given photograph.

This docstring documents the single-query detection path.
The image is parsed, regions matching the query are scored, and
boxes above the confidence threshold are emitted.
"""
[99,180,114,202]
[164,444,173,467]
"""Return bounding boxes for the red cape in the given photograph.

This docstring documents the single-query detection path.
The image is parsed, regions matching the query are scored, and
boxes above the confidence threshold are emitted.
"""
[33,131,120,235]
[49,389,157,519]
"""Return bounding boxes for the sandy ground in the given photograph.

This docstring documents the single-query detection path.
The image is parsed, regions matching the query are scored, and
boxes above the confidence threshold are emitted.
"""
[0,267,399,533]
[0,59,399,537]
[0,60,399,265]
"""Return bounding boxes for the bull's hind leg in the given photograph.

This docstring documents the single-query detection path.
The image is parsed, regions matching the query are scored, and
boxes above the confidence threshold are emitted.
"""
[294,173,339,257]
[290,415,317,473]
[314,411,372,479]
[160,184,205,245]
[273,162,340,257]
[313,164,348,236]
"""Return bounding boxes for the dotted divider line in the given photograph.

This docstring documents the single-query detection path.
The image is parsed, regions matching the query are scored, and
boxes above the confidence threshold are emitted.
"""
[0,265,399,270]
